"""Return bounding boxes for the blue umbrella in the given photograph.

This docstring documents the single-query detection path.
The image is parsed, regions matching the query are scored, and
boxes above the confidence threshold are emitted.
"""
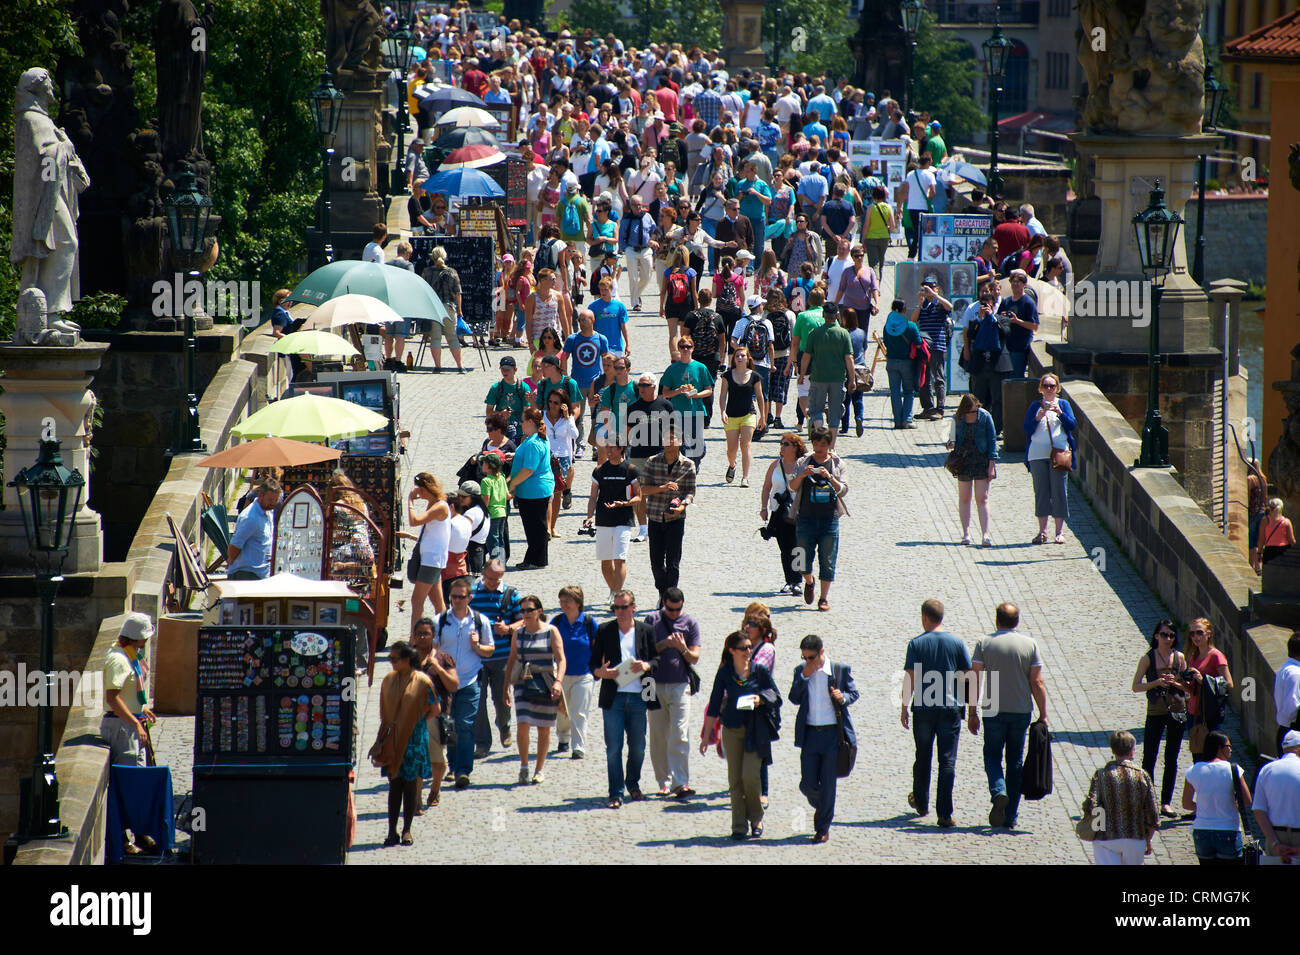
[420,167,505,198]
[942,160,988,188]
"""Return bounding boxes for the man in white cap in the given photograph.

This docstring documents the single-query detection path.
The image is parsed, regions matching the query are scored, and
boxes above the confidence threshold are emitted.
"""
[1254,729,1300,861]
[731,294,775,421]
[102,612,156,770]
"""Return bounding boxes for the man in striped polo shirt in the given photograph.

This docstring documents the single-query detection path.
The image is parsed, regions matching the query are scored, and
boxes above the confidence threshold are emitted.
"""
[913,277,953,420]
[471,559,523,758]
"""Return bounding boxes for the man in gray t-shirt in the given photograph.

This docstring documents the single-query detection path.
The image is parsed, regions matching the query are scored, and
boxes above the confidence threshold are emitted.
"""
[970,602,1048,830]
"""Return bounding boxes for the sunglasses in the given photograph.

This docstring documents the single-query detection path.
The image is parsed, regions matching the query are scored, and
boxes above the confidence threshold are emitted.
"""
[780,440,798,447]
[1188,629,1206,636]
[663,604,683,613]
[522,605,542,612]
[733,644,753,652]
[451,592,471,600]
[1157,631,1175,639]
[678,342,694,349]
[1042,383,1058,389]
[801,653,818,662]
[743,619,761,627]
[613,603,633,610]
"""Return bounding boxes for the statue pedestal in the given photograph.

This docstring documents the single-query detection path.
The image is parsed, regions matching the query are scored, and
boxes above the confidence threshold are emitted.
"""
[0,342,108,575]
[719,0,768,71]
[331,70,387,240]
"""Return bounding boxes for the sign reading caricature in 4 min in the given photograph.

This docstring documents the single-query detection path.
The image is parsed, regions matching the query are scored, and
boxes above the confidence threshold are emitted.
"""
[918,214,993,264]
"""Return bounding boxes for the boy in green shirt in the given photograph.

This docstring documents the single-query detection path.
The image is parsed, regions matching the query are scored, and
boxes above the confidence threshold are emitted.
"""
[480,455,510,564]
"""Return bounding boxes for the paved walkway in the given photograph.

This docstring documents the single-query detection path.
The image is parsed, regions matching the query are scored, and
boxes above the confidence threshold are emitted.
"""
[155,243,1244,864]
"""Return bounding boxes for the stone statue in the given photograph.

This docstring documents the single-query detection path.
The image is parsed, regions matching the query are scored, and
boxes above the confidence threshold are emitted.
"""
[14,288,80,346]
[155,0,214,172]
[322,0,386,74]
[11,67,92,318]
[1077,0,1206,135]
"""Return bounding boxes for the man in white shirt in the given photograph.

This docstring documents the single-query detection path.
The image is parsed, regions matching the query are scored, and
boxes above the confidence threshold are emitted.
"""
[900,155,937,259]
[1018,203,1047,238]
[362,223,388,263]
[732,296,775,406]
[789,634,858,843]
[775,86,802,128]
[1275,632,1300,755]
[1253,730,1300,860]
[824,235,854,301]
[434,580,496,789]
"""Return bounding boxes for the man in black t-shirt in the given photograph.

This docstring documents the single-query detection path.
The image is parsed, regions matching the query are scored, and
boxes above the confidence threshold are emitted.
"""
[583,441,642,605]
[817,183,857,246]
[625,373,675,542]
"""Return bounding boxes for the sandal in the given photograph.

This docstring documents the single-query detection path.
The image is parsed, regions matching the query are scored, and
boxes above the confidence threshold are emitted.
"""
[607,798,622,809]
[817,597,830,612]
[384,833,400,847]
[1032,532,1048,545]
[400,831,413,846]
[1054,534,1065,544]
[426,794,440,808]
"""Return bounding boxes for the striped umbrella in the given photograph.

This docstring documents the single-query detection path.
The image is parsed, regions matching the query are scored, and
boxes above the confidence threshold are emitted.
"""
[439,144,506,170]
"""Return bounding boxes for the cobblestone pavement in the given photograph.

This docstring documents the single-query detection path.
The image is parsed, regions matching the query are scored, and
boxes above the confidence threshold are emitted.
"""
[156,245,1246,864]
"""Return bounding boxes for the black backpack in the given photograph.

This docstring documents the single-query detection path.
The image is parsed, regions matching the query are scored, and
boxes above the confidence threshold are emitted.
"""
[716,275,739,315]
[767,309,791,351]
[688,308,719,354]
[536,238,562,273]
[429,266,457,304]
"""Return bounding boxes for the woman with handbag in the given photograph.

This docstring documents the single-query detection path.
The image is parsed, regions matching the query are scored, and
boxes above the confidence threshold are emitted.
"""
[375,641,435,846]
[831,245,879,337]
[717,346,767,488]
[1256,497,1296,569]
[402,472,451,631]
[1131,619,1190,817]
[1081,730,1160,865]
[504,595,566,784]
[838,308,871,437]
[742,603,778,808]
[699,630,781,840]
[1023,373,1076,545]
[761,432,807,596]
[1181,731,1252,864]
[861,186,895,278]
[945,393,998,547]
[1185,618,1234,767]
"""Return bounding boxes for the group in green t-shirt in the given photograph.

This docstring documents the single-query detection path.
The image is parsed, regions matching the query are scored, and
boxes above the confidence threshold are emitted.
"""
[659,358,714,417]
[803,320,853,383]
[792,307,824,355]
[486,376,534,426]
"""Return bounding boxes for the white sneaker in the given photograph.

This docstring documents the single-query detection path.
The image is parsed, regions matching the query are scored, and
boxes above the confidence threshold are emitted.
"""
[740,477,750,487]
[960,534,971,546]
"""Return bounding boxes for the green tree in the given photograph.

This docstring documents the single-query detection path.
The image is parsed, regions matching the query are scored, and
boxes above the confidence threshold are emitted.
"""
[768,0,854,79]
[560,0,720,50]
[911,11,982,144]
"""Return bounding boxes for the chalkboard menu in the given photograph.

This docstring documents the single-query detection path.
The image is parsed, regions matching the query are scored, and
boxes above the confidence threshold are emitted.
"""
[411,235,493,331]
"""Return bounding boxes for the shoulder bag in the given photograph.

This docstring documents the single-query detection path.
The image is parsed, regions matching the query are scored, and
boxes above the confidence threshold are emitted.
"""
[830,664,856,778]
[1077,790,1098,841]
[1230,760,1261,864]
[1045,408,1072,471]
[368,722,395,769]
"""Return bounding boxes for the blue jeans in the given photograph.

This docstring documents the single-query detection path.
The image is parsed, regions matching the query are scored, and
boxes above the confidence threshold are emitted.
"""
[1008,349,1029,379]
[839,386,864,431]
[982,711,1032,825]
[702,218,720,272]
[887,357,918,427]
[1192,828,1243,861]
[603,692,648,800]
[796,514,839,582]
[450,681,483,777]
[799,725,840,835]
[911,708,961,819]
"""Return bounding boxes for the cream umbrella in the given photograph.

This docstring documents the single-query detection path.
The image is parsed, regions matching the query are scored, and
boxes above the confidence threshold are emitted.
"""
[299,293,404,330]
[435,106,502,128]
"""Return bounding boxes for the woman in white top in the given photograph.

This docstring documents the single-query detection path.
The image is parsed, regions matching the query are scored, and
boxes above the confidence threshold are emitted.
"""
[1181,731,1251,865]
[441,500,472,600]
[594,164,628,217]
[544,393,580,538]
[760,430,806,595]
[402,472,451,630]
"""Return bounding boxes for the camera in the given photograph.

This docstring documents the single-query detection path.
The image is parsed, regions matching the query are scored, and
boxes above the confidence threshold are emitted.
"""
[577,524,597,537]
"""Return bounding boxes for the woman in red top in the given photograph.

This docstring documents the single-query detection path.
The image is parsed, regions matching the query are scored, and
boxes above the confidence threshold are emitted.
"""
[1185,617,1234,766]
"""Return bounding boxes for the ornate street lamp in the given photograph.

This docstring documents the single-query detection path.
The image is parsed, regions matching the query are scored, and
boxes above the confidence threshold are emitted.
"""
[1192,63,1227,286]
[1132,179,1184,468]
[982,7,1012,198]
[164,170,212,455]
[310,70,345,262]
[7,440,83,842]
[901,0,924,117]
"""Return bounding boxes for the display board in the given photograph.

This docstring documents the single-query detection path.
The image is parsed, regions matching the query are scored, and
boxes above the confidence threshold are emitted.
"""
[918,214,993,264]
[894,261,978,394]
[194,625,356,764]
[458,203,507,255]
[273,485,325,579]
[282,454,400,574]
[505,157,529,232]
[481,100,519,140]
[411,235,493,330]
[848,139,907,242]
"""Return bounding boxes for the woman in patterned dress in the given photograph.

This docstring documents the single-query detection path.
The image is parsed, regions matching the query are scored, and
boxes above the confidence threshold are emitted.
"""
[504,595,566,784]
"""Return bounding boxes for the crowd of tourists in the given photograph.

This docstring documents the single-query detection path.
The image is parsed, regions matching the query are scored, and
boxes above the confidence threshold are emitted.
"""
[261,9,1300,861]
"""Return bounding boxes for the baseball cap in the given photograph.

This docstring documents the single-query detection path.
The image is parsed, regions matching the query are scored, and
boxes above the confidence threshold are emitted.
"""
[929,120,942,131]
[922,277,939,287]
[541,354,560,367]
[566,181,580,194]
[1284,730,1300,750]
[735,249,755,261]
[746,294,764,310]
[502,253,515,263]
[499,355,517,368]
[121,612,154,643]
[458,480,481,497]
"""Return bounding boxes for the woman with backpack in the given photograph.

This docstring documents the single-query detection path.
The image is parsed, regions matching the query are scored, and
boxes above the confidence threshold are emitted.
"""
[1185,618,1235,766]
[787,425,849,611]
[679,211,730,279]
[861,186,895,280]
[717,346,767,488]
[658,248,698,359]
[763,289,795,429]
[753,250,787,301]
[1132,619,1190,818]
[713,256,746,342]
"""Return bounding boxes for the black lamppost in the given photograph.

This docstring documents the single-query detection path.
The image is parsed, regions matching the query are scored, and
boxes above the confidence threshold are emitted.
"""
[770,2,783,74]
[1132,179,1184,468]
[386,0,417,196]
[310,70,345,263]
[164,170,212,455]
[901,0,923,117]
[982,8,1011,198]
[1191,63,1227,287]
[7,440,83,843]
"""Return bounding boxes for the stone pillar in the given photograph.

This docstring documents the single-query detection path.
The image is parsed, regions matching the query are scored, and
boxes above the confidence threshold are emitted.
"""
[332,70,386,238]
[1051,134,1224,513]
[719,0,767,71]
[0,343,108,575]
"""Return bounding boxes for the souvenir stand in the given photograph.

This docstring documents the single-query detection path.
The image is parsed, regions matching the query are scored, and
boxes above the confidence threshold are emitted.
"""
[193,575,359,864]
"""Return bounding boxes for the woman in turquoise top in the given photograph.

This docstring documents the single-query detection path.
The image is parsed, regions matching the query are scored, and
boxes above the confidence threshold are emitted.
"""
[507,409,556,569]
[882,300,923,430]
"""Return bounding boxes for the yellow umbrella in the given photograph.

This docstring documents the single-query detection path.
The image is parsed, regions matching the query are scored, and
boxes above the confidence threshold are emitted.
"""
[232,393,389,442]
[268,329,360,357]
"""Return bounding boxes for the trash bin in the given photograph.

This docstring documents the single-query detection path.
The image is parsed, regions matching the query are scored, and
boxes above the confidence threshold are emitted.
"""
[154,612,203,714]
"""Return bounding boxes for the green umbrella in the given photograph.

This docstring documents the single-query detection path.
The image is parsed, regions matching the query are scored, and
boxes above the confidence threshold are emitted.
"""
[286,260,450,326]
[232,393,389,442]
[268,329,360,357]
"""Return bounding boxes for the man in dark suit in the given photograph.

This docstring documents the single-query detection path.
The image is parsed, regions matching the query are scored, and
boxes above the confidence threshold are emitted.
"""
[589,589,660,809]
[714,196,755,260]
[789,634,858,843]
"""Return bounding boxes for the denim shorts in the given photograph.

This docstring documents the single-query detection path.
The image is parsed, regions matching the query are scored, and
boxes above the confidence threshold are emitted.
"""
[1192,828,1242,860]
[387,319,411,338]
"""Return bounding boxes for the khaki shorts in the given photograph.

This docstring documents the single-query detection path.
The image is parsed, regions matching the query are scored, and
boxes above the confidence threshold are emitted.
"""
[426,712,446,764]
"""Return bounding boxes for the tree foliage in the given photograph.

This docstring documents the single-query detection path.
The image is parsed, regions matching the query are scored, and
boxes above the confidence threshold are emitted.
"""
[560,0,721,51]
[912,10,982,144]
[768,0,854,80]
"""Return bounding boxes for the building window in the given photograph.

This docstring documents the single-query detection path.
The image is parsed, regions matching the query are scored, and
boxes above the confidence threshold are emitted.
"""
[1233,64,1243,108]
[1001,40,1030,114]
[1250,70,1263,108]
[1235,0,1244,35]
[1044,51,1071,89]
